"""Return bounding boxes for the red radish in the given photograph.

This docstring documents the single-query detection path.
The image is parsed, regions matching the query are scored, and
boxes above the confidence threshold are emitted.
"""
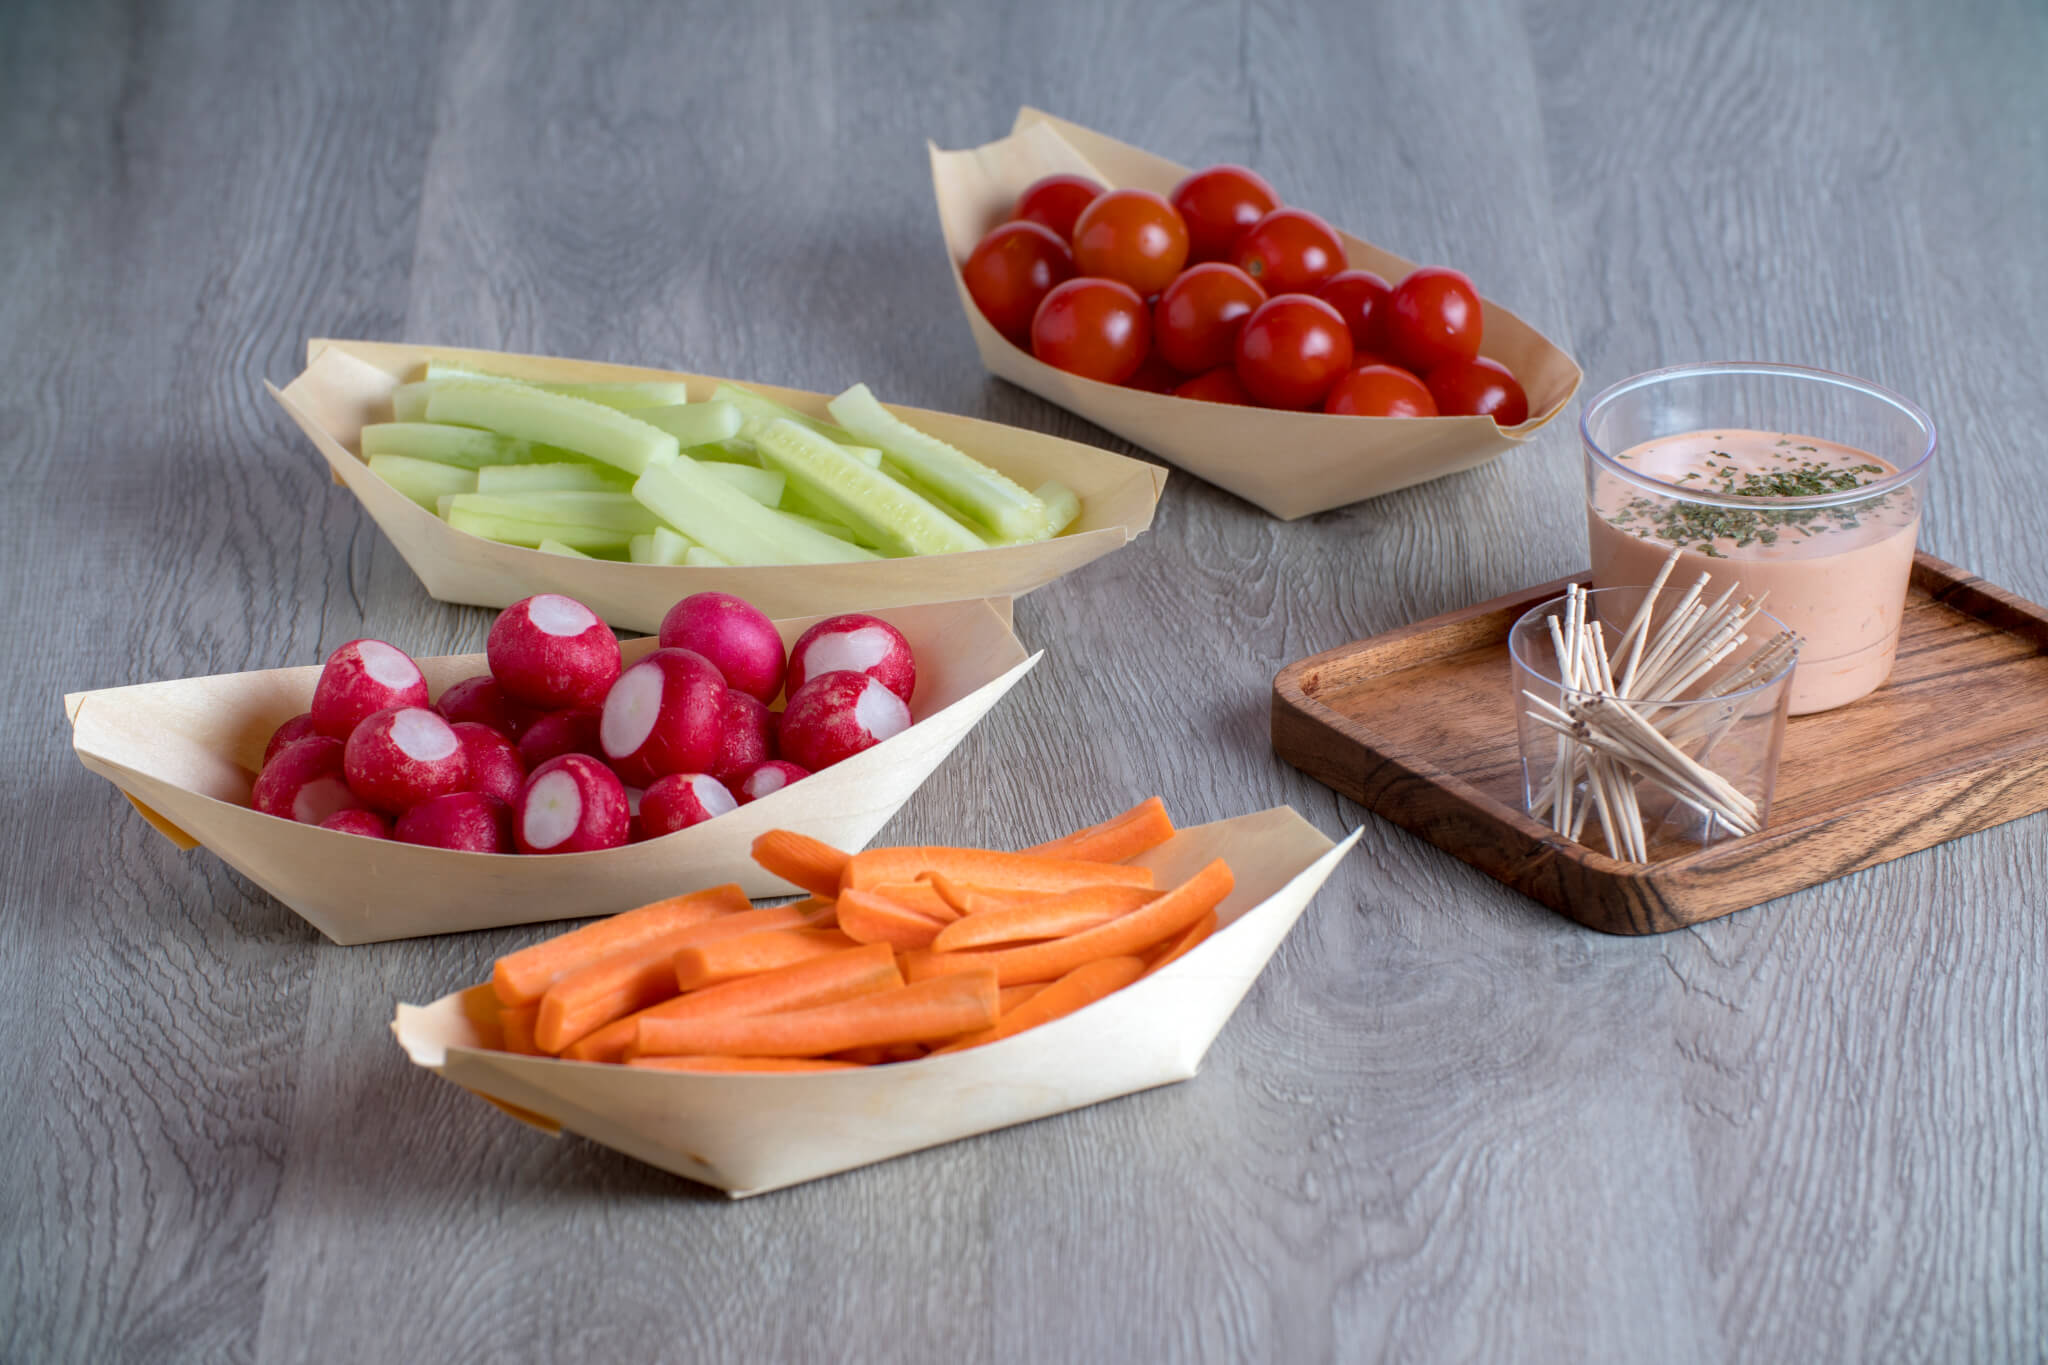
[515,754,630,854]
[517,707,604,768]
[777,671,912,772]
[786,614,916,703]
[640,772,738,836]
[252,736,367,825]
[310,639,429,740]
[318,809,390,839]
[599,647,727,786]
[435,674,535,738]
[726,759,811,805]
[712,689,776,781]
[452,722,525,806]
[343,706,470,815]
[395,792,513,853]
[657,592,785,704]
[487,594,621,709]
[263,712,319,767]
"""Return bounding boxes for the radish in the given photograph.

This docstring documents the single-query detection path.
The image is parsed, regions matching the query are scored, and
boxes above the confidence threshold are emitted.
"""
[343,706,471,814]
[640,771,738,836]
[263,712,320,767]
[435,674,536,738]
[486,594,621,709]
[318,809,390,839]
[777,670,912,771]
[657,592,785,704]
[711,689,776,781]
[395,792,513,853]
[726,758,811,805]
[517,707,604,768]
[599,647,726,786]
[515,753,630,854]
[786,614,915,703]
[252,736,368,825]
[310,639,430,739]
[452,722,526,806]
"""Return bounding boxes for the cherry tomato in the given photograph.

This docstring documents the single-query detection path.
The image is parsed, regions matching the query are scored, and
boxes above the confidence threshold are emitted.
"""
[1426,356,1529,425]
[1124,349,1181,394]
[1013,174,1103,241]
[1385,266,1483,373]
[1318,270,1392,354]
[1323,364,1439,418]
[1233,294,1354,409]
[1170,164,1280,264]
[962,221,1075,342]
[1153,262,1266,374]
[1031,277,1152,385]
[1072,189,1190,297]
[1233,208,1344,296]
[1173,367,1256,405]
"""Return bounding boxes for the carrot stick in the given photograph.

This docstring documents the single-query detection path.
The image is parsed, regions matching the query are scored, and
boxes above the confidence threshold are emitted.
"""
[499,1004,540,1056]
[829,1042,928,1065]
[750,830,852,899]
[458,983,507,1051]
[998,982,1048,1013]
[1025,796,1175,864]
[1144,910,1216,976]
[925,873,1047,917]
[903,859,1233,986]
[935,956,1148,1053]
[870,880,960,922]
[625,1055,862,1073]
[835,889,947,950]
[634,969,998,1058]
[570,944,900,1064]
[845,847,1153,894]
[929,883,1157,953]
[491,884,748,1007]
[535,899,832,1053]
[672,927,858,992]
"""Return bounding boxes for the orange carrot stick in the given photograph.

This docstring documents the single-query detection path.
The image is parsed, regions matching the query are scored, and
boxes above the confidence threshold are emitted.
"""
[929,883,1157,953]
[870,880,960,922]
[1025,796,1175,863]
[625,1055,863,1073]
[925,873,1047,917]
[935,955,1148,1052]
[835,889,947,950]
[904,859,1233,986]
[998,982,1048,1013]
[492,884,749,1007]
[829,1042,928,1065]
[750,830,852,899]
[570,944,900,1064]
[457,983,508,1051]
[634,969,998,1058]
[499,1003,540,1056]
[1144,910,1216,975]
[845,847,1153,894]
[672,927,858,992]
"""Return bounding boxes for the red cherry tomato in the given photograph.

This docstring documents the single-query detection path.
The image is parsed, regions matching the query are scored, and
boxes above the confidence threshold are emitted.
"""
[1385,266,1483,373]
[1323,364,1439,418]
[1153,262,1267,374]
[1071,189,1190,297]
[1426,356,1529,425]
[1170,164,1280,264]
[1031,277,1152,385]
[1123,349,1181,394]
[1233,294,1354,409]
[1173,368,1256,405]
[962,221,1075,342]
[1233,208,1344,296]
[1013,174,1103,241]
[1318,270,1392,354]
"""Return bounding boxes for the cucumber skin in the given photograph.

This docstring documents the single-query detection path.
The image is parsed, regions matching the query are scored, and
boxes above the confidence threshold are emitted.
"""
[425,380,680,476]
[751,419,984,558]
[826,383,1045,539]
[367,454,478,508]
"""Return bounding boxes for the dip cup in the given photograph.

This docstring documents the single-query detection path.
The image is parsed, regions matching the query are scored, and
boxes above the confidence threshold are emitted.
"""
[1581,363,1936,714]
[1510,586,1796,859]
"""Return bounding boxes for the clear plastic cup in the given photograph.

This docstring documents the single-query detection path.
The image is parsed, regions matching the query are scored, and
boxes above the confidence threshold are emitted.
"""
[1581,363,1935,715]
[1509,586,1796,860]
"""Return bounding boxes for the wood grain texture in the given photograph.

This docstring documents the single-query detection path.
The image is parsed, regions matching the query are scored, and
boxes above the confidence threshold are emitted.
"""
[4,0,2042,1361]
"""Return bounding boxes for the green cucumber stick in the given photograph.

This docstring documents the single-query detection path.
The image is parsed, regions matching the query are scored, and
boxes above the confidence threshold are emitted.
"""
[638,402,743,450]
[826,384,1046,539]
[425,380,680,476]
[632,459,880,565]
[750,419,984,557]
[443,507,632,553]
[367,454,477,509]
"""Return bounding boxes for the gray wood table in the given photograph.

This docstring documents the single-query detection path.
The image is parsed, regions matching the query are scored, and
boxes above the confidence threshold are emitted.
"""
[5,1,2042,1359]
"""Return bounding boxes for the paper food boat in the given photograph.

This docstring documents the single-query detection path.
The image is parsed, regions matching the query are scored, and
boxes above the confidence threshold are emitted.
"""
[393,806,1360,1197]
[65,598,1034,945]
[930,109,1583,520]
[268,339,1166,631]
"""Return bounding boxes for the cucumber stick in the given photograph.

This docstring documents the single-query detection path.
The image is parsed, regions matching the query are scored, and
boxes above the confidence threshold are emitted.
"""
[713,383,860,446]
[826,384,1046,539]
[442,492,664,535]
[367,454,477,508]
[538,539,595,559]
[627,534,657,564]
[475,463,633,495]
[445,508,632,553]
[702,461,785,506]
[637,402,743,450]
[650,526,694,565]
[683,546,732,567]
[1034,479,1082,537]
[423,361,691,410]
[425,380,679,476]
[632,459,879,565]
[362,422,581,470]
[751,419,985,557]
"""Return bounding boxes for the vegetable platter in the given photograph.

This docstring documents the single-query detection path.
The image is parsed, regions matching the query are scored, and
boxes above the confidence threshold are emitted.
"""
[929,108,1582,519]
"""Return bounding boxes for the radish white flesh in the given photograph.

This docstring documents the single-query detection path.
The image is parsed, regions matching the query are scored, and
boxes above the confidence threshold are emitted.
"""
[310,639,430,739]
[641,772,738,836]
[252,736,369,824]
[263,712,319,768]
[515,754,630,854]
[786,614,915,702]
[726,759,811,805]
[487,594,621,709]
[657,592,786,704]
[319,809,390,839]
[343,706,470,814]
[453,722,526,806]
[711,690,776,781]
[599,648,727,787]
[777,671,912,772]
[395,792,512,853]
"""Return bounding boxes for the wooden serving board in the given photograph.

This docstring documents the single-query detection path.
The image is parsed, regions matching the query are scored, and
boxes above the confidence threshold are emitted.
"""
[1271,553,2048,934]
